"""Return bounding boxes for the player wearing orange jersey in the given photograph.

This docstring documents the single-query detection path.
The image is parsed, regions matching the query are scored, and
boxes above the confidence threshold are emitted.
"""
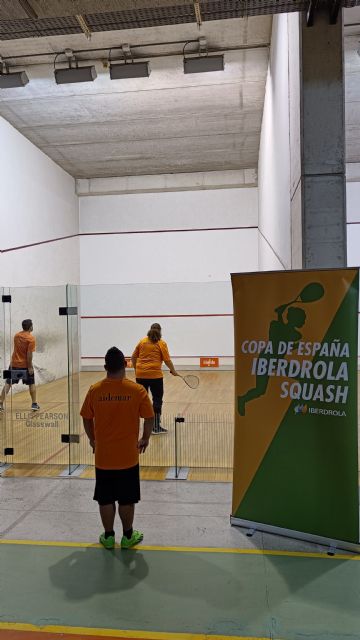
[0,319,40,412]
[132,323,179,434]
[81,347,154,550]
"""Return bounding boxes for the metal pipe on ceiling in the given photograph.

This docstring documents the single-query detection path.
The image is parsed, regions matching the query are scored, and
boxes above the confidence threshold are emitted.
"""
[1,39,199,60]
[1,40,269,67]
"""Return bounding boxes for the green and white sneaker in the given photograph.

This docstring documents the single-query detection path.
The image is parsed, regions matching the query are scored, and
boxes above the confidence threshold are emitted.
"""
[121,530,144,549]
[99,533,115,550]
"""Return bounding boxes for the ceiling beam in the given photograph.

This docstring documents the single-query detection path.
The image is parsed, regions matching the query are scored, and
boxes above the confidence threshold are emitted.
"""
[329,0,342,23]
[75,15,92,40]
[306,0,318,26]
[194,1,202,28]
[18,0,38,20]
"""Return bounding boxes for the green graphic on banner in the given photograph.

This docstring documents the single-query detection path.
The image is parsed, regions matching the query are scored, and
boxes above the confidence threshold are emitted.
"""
[238,282,325,416]
[231,268,359,546]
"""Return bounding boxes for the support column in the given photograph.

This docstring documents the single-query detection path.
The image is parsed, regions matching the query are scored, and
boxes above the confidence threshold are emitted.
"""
[300,10,346,268]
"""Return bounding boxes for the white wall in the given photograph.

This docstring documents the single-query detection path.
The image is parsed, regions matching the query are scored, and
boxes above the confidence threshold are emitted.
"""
[0,115,79,387]
[257,14,292,271]
[1,285,70,390]
[80,281,234,368]
[79,184,259,368]
[345,179,360,365]
[0,116,79,287]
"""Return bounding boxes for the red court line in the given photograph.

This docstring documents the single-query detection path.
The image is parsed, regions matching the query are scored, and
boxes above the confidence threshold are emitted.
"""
[81,356,233,359]
[1,226,256,253]
[2,224,357,254]
[41,441,71,465]
[0,632,149,640]
[81,314,233,319]
[41,431,86,466]
[1,235,78,253]
[81,226,257,236]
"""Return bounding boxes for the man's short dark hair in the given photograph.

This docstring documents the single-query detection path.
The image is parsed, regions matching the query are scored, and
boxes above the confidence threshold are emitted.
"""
[105,347,126,373]
[22,319,32,331]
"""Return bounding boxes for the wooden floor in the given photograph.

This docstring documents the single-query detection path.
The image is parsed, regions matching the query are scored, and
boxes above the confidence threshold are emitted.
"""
[2,370,359,482]
[0,370,234,480]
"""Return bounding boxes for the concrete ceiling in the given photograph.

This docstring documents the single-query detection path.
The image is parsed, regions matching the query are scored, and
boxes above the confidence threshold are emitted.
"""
[0,16,272,178]
[1,2,360,180]
[0,1,310,36]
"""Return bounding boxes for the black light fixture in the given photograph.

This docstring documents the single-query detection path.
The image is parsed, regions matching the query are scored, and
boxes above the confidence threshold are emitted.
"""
[109,44,150,80]
[183,37,224,74]
[0,70,29,88]
[0,57,29,88]
[184,56,224,74]
[54,49,97,84]
[110,61,150,79]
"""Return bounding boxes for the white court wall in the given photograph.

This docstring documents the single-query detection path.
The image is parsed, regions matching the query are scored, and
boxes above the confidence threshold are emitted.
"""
[0,115,79,287]
[257,14,292,271]
[345,179,360,365]
[79,185,259,368]
[0,115,79,384]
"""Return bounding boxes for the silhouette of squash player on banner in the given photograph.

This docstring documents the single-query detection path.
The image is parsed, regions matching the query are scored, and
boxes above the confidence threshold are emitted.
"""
[237,282,325,416]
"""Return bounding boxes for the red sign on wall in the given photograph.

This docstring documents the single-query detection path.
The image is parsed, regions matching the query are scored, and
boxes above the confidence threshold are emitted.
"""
[200,357,219,368]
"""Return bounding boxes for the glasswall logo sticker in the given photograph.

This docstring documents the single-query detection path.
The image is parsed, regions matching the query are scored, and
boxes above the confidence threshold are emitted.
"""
[15,412,68,428]
[237,282,351,417]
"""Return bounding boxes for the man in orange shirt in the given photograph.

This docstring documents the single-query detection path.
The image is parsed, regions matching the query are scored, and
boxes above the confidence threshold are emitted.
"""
[0,319,40,412]
[81,347,154,550]
[132,323,178,434]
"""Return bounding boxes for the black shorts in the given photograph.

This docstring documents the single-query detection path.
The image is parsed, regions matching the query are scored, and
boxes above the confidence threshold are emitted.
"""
[93,464,140,506]
[6,368,35,386]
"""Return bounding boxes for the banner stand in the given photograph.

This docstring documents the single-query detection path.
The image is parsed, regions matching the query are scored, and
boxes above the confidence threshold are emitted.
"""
[231,268,359,552]
[230,517,360,555]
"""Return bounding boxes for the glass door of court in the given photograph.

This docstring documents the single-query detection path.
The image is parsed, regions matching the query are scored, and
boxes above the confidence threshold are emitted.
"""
[0,285,79,476]
[66,284,81,474]
[0,287,8,469]
[1,287,14,471]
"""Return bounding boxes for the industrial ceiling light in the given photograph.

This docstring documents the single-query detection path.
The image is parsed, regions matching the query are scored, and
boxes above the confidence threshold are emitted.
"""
[183,37,224,74]
[110,61,150,79]
[54,49,97,84]
[109,43,150,80]
[0,56,29,88]
[0,70,29,88]
[184,55,224,73]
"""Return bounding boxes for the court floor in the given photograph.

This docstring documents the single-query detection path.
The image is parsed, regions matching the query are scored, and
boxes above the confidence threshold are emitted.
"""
[0,478,359,640]
[1,370,360,483]
[0,540,359,640]
[0,370,234,479]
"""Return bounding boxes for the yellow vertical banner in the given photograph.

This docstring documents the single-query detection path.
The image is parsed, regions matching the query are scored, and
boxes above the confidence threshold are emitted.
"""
[231,268,359,546]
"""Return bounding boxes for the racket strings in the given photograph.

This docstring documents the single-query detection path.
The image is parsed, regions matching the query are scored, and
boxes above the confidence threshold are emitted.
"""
[182,374,199,389]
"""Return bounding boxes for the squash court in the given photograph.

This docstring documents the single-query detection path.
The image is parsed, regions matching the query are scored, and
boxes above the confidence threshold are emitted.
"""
[1,2,360,640]
[0,368,234,481]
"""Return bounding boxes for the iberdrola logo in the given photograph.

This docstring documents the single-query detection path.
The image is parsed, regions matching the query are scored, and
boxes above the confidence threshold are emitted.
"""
[294,404,308,415]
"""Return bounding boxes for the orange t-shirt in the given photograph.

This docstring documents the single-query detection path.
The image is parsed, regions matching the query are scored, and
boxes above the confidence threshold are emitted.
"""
[80,377,154,470]
[132,337,171,379]
[11,331,36,368]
